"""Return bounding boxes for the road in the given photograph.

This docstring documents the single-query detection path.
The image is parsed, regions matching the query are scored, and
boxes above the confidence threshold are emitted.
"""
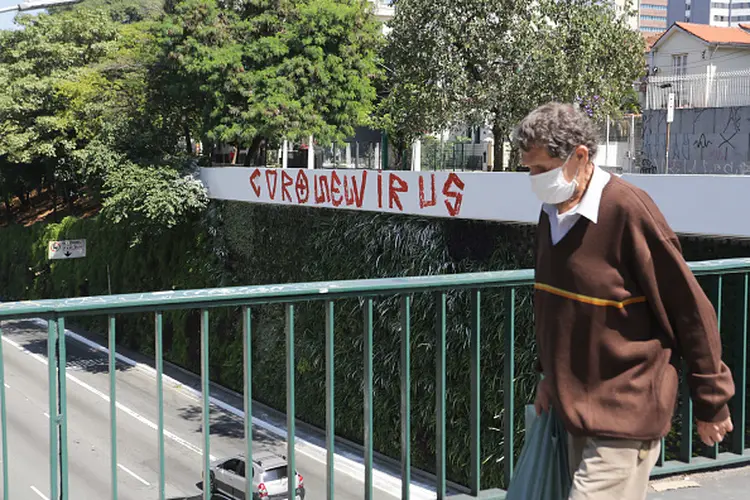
[0,319,374,499]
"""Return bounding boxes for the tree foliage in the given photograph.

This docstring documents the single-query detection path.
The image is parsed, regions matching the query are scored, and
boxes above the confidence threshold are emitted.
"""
[383,0,645,170]
[0,0,382,224]
[54,0,165,23]
[153,0,383,160]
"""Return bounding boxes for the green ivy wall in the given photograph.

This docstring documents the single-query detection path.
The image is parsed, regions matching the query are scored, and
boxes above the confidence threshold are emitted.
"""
[1,202,748,489]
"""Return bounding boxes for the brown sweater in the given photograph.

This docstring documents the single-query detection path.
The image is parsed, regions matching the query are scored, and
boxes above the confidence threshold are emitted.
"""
[535,175,735,440]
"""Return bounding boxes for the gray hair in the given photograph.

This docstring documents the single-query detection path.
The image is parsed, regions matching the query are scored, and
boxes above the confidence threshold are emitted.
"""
[512,102,599,160]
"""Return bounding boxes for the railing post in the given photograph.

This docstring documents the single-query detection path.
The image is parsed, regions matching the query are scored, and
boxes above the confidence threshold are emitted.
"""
[325,301,336,500]
[503,288,516,485]
[108,316,118,500]
[364,299,374,500]
[57,316,69,499]
[286,304,297,500]
[155,312,166,500]
[201,310,211,500]
[243,307,254,500]
[704,276,722,459]
[435,292,447,500]
[732,274,748,455]
[48,319,59,500]
[679,360,693,464]
[470,290,481,495]
[0,325,9,499]
[400,296,412,500]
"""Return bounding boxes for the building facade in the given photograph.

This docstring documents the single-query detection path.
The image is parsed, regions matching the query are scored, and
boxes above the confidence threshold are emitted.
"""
[645,22,750,109]
[638,0,671,33]
[669,0,750,27]
[611,0,670,35]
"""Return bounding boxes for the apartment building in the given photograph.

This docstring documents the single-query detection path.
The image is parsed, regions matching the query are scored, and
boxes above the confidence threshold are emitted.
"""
[637,0,671,33]
[669,0,750,27]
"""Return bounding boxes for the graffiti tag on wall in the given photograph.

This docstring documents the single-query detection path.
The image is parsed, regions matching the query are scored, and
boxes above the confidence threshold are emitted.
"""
[642,106,750,174]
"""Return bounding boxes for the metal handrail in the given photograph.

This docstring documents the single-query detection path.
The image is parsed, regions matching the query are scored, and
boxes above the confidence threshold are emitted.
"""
[2,258,750,318]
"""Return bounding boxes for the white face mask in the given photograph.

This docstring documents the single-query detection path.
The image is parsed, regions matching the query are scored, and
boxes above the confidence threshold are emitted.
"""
[529,156,578,204]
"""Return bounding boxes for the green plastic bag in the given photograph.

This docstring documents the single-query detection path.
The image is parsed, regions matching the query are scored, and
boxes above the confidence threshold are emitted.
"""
[505,406,572,500]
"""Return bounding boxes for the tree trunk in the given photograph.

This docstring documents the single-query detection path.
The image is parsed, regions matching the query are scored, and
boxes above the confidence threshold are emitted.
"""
[14,189,28,209]
[245,136,268,166]
[201,135,212,165]
[3,194,12,222]
[492,122,507,172]
[50,184,58,216]
[183,119,192,155]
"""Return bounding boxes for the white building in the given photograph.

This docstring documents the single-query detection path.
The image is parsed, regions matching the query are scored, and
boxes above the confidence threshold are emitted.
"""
[370,0,395,33]
[669,0,750,27]
[645,22,750,108]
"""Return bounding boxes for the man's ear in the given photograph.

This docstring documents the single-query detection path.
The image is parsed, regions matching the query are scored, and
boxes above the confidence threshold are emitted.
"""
[575,145,590,165]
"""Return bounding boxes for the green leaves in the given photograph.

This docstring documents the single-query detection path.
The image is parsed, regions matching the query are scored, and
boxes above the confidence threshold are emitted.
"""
[155,0,384,147]
[0,9,120,175]
[0,1,384,227]
[383,0,645,168]
[102,160,209,233]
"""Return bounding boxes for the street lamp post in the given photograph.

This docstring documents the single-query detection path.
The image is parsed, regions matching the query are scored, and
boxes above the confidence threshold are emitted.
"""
[0,0,84,15]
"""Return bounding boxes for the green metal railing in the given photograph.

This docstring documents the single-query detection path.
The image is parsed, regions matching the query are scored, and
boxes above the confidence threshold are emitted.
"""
[0,257,748,499]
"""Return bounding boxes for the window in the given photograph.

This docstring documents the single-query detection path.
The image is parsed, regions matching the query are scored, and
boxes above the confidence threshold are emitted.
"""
[641,3,668,10]
[672,54,687,75]
[641,26,666,32]
[263,466,288,482]
[711,1,750,7]
[672,54,688,107]
[641,14,668,21]
[715,14,750,20]
[220,459,245,477]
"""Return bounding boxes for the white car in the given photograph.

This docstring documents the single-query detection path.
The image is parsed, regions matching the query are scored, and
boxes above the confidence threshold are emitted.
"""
[206,451,305,500]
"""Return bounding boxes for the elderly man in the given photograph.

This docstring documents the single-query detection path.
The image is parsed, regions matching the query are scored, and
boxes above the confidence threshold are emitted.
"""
[512,102,735,500]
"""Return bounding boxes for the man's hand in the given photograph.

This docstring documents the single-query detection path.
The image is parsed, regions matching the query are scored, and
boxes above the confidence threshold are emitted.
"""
[697,417,734,446]
[534,377,554,416]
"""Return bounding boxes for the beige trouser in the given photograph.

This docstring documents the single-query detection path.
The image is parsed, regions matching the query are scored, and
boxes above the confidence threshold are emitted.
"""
[567,435,661,500]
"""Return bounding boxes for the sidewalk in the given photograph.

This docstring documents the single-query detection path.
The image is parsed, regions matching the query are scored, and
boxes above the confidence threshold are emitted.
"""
[648,466,750,500]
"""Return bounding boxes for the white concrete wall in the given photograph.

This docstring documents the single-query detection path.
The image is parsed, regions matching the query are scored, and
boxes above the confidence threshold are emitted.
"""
[713,46,750,71]
[201,167,750,238]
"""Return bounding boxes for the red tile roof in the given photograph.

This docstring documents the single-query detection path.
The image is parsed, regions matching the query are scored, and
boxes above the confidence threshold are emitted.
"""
[675,22,750,45]
[644,32,664,52]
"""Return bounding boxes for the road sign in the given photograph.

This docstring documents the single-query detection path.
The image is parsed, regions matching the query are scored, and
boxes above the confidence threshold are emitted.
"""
[48,239,86,260]
[667,93,675,123]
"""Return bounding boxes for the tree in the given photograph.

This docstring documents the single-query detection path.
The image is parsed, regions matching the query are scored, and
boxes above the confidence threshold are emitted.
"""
[154,0,384,165]
[383,0,645,170]
[0,9,121,210]
[0,6,208,226]
[54,0,165,23]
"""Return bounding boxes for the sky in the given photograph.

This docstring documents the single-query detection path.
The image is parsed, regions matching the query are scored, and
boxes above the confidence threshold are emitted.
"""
[0,0,47,31]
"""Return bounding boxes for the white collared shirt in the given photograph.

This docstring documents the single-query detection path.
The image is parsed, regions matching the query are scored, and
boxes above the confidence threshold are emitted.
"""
[542,166,611,245]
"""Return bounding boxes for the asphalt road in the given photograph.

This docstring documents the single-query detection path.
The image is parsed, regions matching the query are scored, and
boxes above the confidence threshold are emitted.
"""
[0,319,374,500]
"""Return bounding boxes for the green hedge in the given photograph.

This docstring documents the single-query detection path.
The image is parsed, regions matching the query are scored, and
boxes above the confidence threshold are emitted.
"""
[1,204,748,489]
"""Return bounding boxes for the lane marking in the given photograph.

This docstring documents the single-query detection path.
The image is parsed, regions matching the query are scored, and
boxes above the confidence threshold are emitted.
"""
[43,412,50,419]
[24,320,437,499]
[4,383,9,389]
[1,335,216,462]
[118,463,151,486]
[30,486,50,500]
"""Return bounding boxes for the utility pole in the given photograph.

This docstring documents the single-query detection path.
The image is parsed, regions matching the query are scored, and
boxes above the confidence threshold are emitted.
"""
[0,1,83,14]
[666,92,674,174]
